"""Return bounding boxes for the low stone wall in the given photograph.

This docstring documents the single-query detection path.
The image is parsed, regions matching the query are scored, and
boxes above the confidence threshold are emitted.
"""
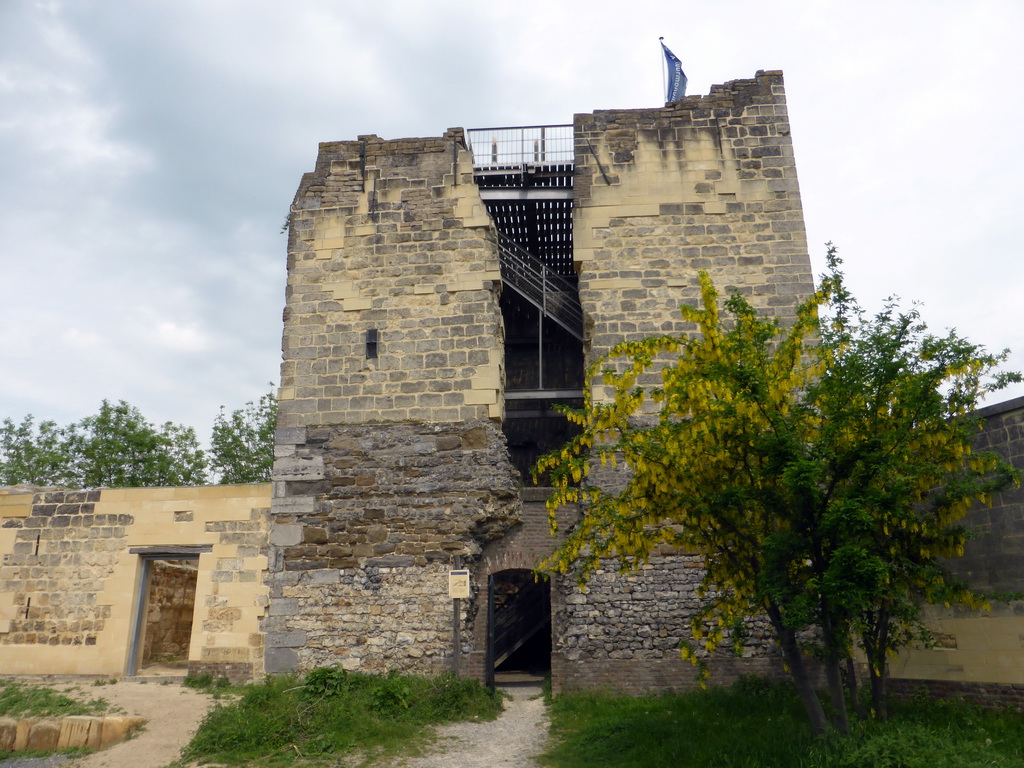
[889,679,1024,712]
[0,714,145,752]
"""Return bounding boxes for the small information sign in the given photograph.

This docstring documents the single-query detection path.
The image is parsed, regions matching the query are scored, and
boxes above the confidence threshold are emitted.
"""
[449,569,470,599]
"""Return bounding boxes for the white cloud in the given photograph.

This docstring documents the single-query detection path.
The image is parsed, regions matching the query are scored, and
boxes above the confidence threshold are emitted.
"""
[151,321,212,353]
[0,0,1022,434]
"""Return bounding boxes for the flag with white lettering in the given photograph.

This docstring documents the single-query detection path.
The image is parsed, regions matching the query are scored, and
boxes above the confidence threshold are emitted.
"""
[661,41,687,103]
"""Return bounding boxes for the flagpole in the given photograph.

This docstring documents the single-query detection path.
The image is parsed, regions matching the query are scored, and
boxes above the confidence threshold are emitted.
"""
[659,37,666,106]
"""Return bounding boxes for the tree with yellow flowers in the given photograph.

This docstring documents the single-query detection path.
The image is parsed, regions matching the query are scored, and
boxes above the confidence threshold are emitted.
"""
[535,246,1020,736]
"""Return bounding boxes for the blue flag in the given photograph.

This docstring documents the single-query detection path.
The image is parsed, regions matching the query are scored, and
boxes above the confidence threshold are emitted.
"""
[661,40,687,103]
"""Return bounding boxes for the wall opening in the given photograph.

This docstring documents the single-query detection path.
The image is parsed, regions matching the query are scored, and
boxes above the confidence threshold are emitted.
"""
[488,569,551,678]
[127,546,210,677]
[469,140,583,483]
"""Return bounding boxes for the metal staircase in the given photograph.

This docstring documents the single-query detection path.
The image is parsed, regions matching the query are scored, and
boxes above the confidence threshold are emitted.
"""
[495,232,584,341]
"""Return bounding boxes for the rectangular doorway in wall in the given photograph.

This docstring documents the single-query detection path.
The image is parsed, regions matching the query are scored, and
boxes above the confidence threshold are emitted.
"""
[127,546,211,678]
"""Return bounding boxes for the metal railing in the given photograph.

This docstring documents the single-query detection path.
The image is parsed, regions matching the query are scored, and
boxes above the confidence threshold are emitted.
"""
[496,233,583,341]
[467,124,573,167]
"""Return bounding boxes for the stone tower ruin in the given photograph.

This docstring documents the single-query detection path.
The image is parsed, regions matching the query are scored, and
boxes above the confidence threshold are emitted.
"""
[264,70,817,691]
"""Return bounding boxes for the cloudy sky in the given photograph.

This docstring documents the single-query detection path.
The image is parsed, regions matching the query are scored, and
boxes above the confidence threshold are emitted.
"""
[2,0,1022,438]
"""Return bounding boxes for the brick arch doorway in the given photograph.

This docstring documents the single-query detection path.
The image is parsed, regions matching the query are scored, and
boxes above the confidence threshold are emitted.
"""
[485,568,551,687]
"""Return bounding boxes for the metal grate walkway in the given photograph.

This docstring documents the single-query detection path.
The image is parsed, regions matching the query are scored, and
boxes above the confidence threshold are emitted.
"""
[468,125,582,342]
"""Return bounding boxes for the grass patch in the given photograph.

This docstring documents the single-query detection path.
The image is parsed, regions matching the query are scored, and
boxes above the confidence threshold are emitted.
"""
[542,678,1024,768]
[184,672,234,691]
[182,667,502,765]
[0,679,109,718]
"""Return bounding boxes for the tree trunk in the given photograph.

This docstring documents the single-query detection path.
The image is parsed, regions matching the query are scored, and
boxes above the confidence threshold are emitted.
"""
[868,661,888,719]
[819,613,849,734]
[862,608,890,719]
[824,656,850,734]
[845,656,866,721]
[771,611,832,736]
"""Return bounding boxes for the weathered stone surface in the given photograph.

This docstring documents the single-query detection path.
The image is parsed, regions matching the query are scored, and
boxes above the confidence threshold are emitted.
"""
[0,717,16,751]
[264,646,298,673]
[951,396,1024,593]
[26,720,60,751]
[270,524,303,546]
[57,716,102,750]
[0,485,270,681]
[98,716,146,750]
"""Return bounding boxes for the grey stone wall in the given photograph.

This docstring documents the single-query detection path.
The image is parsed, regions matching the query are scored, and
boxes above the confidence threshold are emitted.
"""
[949,396,1024,593]
[268,128,523,674]
[264,420,520,673]
[551,554,784,693]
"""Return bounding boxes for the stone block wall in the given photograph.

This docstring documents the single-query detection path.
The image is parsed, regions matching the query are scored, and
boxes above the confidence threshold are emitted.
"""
[949,396,1024,593]
[267,128,523,676]
[278,129,505,427]
[551,554,782,694]
[0,490,120,648]
[264,421,519,674]
[0,484,270,680]
[573,70,814,378]
[888,396,1024,705]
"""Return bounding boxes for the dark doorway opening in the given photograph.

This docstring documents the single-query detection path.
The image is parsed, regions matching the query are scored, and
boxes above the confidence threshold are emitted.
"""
[487,569,551,679]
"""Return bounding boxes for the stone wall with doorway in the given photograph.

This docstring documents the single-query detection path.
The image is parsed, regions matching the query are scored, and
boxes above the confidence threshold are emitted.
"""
[0,484,270,681]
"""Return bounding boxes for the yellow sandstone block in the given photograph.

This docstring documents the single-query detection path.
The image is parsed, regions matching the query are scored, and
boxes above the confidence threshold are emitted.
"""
[587,278,644,291]
[325,281,358,299]
[463,389,497,405]
[342,297,372,311]
[472,372,501,390]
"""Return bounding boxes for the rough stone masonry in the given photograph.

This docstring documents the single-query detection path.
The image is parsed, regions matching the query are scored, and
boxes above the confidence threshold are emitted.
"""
[265,71,815,688]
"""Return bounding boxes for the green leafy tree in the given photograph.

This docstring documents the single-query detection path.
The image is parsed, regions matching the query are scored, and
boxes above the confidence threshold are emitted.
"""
[0,415,71,486]
[1,401,207,488]
[209,388,277,483]
[63,400,208,488]
[536,247,1019,735]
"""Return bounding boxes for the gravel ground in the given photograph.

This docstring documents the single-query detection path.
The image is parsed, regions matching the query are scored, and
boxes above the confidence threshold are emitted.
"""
[0,757,72,768]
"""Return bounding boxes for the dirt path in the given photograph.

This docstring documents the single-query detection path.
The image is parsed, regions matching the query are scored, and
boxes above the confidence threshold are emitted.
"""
[0,677,216,768]
[64,681,214,768]
[383,681,549,768]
